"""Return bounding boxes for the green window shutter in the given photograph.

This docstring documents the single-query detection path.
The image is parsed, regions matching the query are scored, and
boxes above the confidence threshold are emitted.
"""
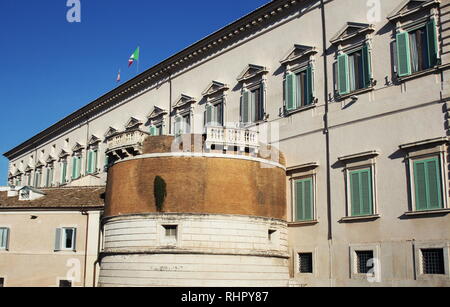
[55,228,62,251]
[362,44,372,88]
[62,162,67,183]
[306,65,314,105]
[285,73,296,111]
[241,90,250,123]
[396,32,412,77]
[87,151,93,174]
[337,53,350,95]
[93,150,98,171]
[0,228,9,249]
[414,160,429,211]
[295,178,314,221]
[426,158,442,209]
[72,228,77,251]
[414,157,443,211]
[426,18,439,67]
[206,105,212,126]
[175,117,181,135]
[71,157,77,179]
[350,168,373,216]
[150,126,157,136]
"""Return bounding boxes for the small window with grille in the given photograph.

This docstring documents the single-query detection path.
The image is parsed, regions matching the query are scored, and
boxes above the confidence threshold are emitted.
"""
[164,225,178,240]
[356,250,374,274]
[59,280,72,287]
[421,249,445,275]
[299,253,313,274]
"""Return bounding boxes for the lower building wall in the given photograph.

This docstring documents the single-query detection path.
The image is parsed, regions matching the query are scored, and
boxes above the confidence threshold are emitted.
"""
[99,213,290,287]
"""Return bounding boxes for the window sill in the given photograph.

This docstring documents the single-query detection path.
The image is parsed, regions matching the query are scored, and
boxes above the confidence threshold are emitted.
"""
[339,214,380,223]
[337,87,374,100]
[403,209,450,217]
[397,65,442,82]
[285,103,317,117]
[288,220,319,227]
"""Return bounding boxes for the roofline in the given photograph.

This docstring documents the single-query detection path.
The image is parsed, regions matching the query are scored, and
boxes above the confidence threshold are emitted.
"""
[4,0,302,160]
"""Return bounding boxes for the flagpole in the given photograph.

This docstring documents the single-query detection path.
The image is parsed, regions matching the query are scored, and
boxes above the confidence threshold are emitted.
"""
[137,46,140,75]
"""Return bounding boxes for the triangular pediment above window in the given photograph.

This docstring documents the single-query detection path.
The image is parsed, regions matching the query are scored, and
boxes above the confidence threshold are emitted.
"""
[173,94,196,110]
[387,0,438,21]
[35,161,44,169]
[24,165,33,173]
[104,127,118,138]
[330,22,375,45]
[59,149,69,159]
[71,143,85,152]
[14,169,23,176]
[280,45,317,65]
[237,64,268,82]
[147,106,168,119]
[202,81,229,97]
[88,135,101,146]
[8,172,14,179]
[46,155,56,164]
[125,117,143,130]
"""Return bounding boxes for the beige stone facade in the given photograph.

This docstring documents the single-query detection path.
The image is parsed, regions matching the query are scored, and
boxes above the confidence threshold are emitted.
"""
[2,0,450,287]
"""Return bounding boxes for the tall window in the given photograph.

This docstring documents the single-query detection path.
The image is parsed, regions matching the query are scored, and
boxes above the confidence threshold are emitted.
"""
[55,228,76,251]
[0,228,9,250]
[241,86,264,124]
[205,100,224,127]
[413,156,443,211]
[149,123,163,136]
[34,169,42,188]
[60,159,68,184]
[87,149,98,174]
[46,165,54,187]
[175,113,190,136]
[396,19,439,77]
[348,168,374,217]
[294,177,314,222]
[72,155,82,180]
[285,65,314,112]
[337,44,371,95]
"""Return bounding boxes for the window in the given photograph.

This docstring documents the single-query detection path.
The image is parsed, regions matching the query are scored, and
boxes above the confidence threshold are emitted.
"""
[164,225,177,240]
[87,149,98,174]
[55,228,77,251]
[299,253,313,274]
[241,86,264,124]
[285,65,314,112]
[396,19,439,77]
[268,229,277,242]
[46,166,54,187]
[413,156,443,211]
[72,155,81,180]
[59,280,72,287]
[0,228,9,250]
[174,113,190,136]
[60,160,68,184]
[34,170,42,187]
[349,168,374,217]
[294,177,314,222]
[421,249,445,275]
[337,44,372,95]
[0,277,4,287]
[205,100,224,127]
[149,124,163,136]
[356,250,374,274]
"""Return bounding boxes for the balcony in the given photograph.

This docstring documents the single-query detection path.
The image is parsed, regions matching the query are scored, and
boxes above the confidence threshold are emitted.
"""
[106,129,151,159]
[205,126,259,154]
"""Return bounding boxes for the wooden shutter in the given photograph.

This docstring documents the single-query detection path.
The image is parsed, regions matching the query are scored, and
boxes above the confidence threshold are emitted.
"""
[295,178,314,221]
[0,228,9,250]
[362,44,372,88]
[87,151,93,174]
[72,228,77,251]
[62,162,67,183]
[241,90,250,124]
[149,126,157,136]
[337,53,350,95]
[4,229,9,250]
[426,18,439,67]
[71,157,77,179]
[350,168,373,216]
[93,150,98,171]
[206,105,212,126]
[396,32,412,77]
[285,73,296,111]
[55,228,62,251]
[306,65,314,105]
[414,157,443,211]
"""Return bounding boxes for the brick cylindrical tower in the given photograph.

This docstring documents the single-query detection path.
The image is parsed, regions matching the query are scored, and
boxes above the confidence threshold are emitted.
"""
[99,135,289,287]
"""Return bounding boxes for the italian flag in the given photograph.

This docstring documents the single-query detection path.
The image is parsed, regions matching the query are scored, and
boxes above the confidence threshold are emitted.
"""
[128,47,140,67]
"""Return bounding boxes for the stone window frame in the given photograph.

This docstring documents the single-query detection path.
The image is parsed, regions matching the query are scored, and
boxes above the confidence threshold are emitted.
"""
[172,95,196,137]
[349,243,381,282]
[338,151,380,222]
[202,81,229,129]
[293,246,318,278]
[287,163,319,226]
[414,241,450,281]
[399,137,450,215]
[0,227,10,251]
[158,222,182,248]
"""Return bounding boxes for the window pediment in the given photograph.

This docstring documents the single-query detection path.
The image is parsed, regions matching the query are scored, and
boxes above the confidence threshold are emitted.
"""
[147,106,168,119]
[125,117,143,130]
[173,94,196,110]
[330,22,375,45]
[45,155,56,164]
[88,135,101,146]
[24,165,33,173]
[280,45,317,66]
[58,150,69,159]
[71,143,85,152]
[202,81,229,97]
[387,0,439,22]
[35,161,44,169]
[237,64,268,83]
[104,127,118,138]
[14,169,23,176]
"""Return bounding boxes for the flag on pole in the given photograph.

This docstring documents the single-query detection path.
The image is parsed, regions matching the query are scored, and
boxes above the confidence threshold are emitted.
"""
[128,47,140,67]
[116,69,121,83]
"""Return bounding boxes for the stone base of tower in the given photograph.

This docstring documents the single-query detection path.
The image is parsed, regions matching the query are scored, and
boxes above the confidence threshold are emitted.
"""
[99,213,290,287]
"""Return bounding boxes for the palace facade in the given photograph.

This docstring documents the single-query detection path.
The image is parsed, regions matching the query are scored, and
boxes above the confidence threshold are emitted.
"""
[2,0,450,287]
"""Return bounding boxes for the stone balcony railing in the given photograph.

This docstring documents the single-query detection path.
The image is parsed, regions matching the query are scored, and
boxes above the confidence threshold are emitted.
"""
[205,126,259,154]
[106,129,151,159]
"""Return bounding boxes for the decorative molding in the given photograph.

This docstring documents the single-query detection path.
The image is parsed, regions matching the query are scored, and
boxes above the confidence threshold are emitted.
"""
[338,150,380,162]
[173,94,196,110]
[125,117,143,130]
[330,22,375,45]
[104,127,118,138]
[58,150,70,159]
[280,45,317,66]
[399,137,449,150]
[387,0,439,22]
[202,81,229,97]
[286,162,319,173]
[71,143,85,152]
[237,64,268,82]
[147,106,168,119]
[88,135,101,146]
[45,155,56,164]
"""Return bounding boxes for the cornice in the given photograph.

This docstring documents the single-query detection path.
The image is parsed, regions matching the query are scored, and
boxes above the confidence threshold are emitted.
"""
[3,0,304,160]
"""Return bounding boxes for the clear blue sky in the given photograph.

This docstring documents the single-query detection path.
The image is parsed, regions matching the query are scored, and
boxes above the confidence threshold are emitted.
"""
[0,0,269,185]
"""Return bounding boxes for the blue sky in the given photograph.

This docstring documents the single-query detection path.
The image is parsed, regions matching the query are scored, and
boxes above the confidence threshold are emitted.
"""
[0,0,269,185]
